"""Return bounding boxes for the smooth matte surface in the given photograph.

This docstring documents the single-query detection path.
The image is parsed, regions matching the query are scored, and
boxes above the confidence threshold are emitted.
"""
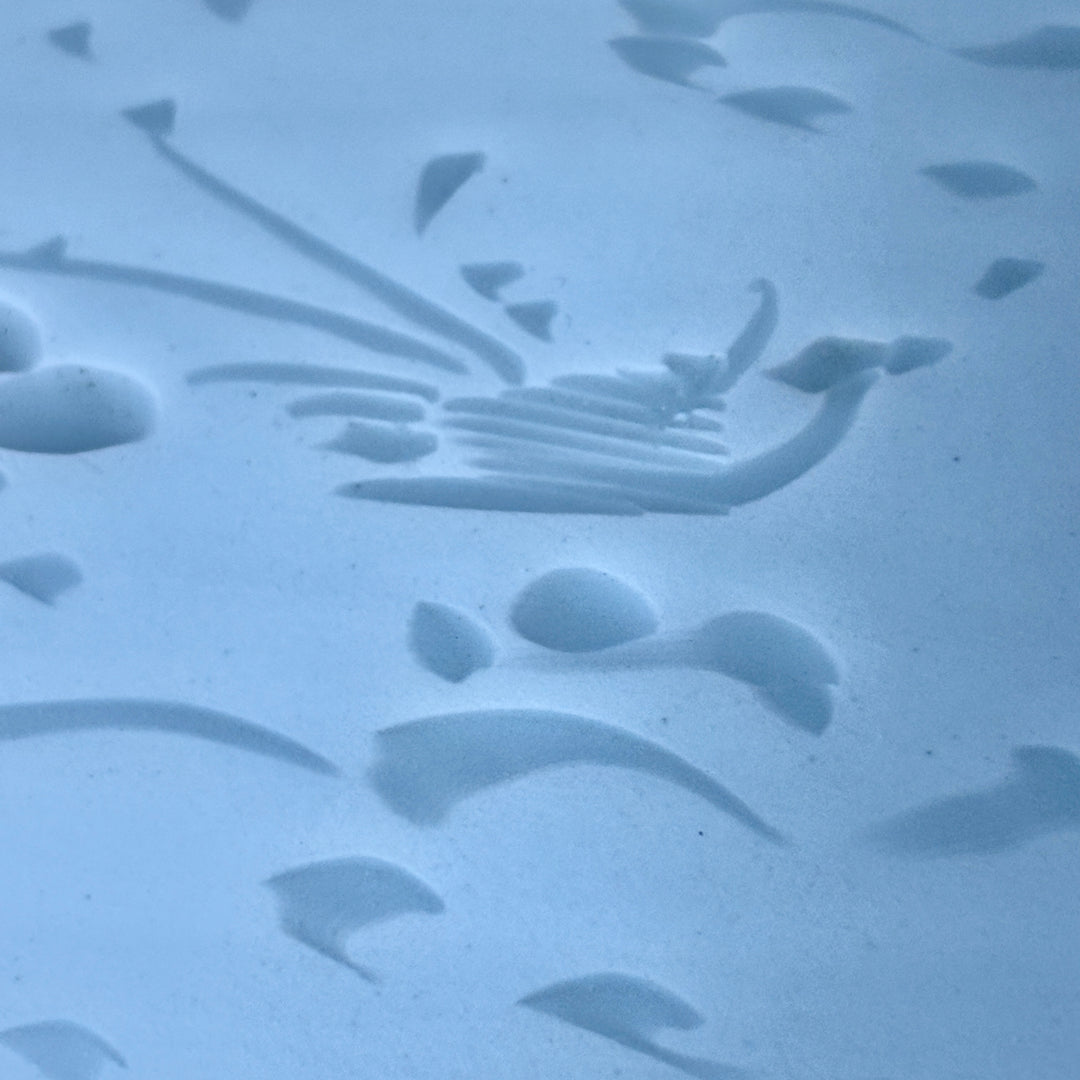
[1,3,1078,1078]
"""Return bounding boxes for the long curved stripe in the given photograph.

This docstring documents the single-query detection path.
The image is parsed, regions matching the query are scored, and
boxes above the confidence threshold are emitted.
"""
[621,0,923,41]
[266,857,444,981]
[369,709,786,842]
[725,1,923,40]
[0,248,468,373]
[142,136,525,384]
[0,699,340,776]
[186,362,439,401]
[720,278,778,390]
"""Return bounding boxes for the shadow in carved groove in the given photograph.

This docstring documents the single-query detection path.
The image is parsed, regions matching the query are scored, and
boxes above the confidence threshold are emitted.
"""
[863,746,1080,856]
[0,98,953,517]
[0,1020,126,1080]
[617,0,923,42]
[520,973,752,1080]
[121,100,524,384]
[0,553,82,605]
[0,699,339,776]
[369,708,787,842]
